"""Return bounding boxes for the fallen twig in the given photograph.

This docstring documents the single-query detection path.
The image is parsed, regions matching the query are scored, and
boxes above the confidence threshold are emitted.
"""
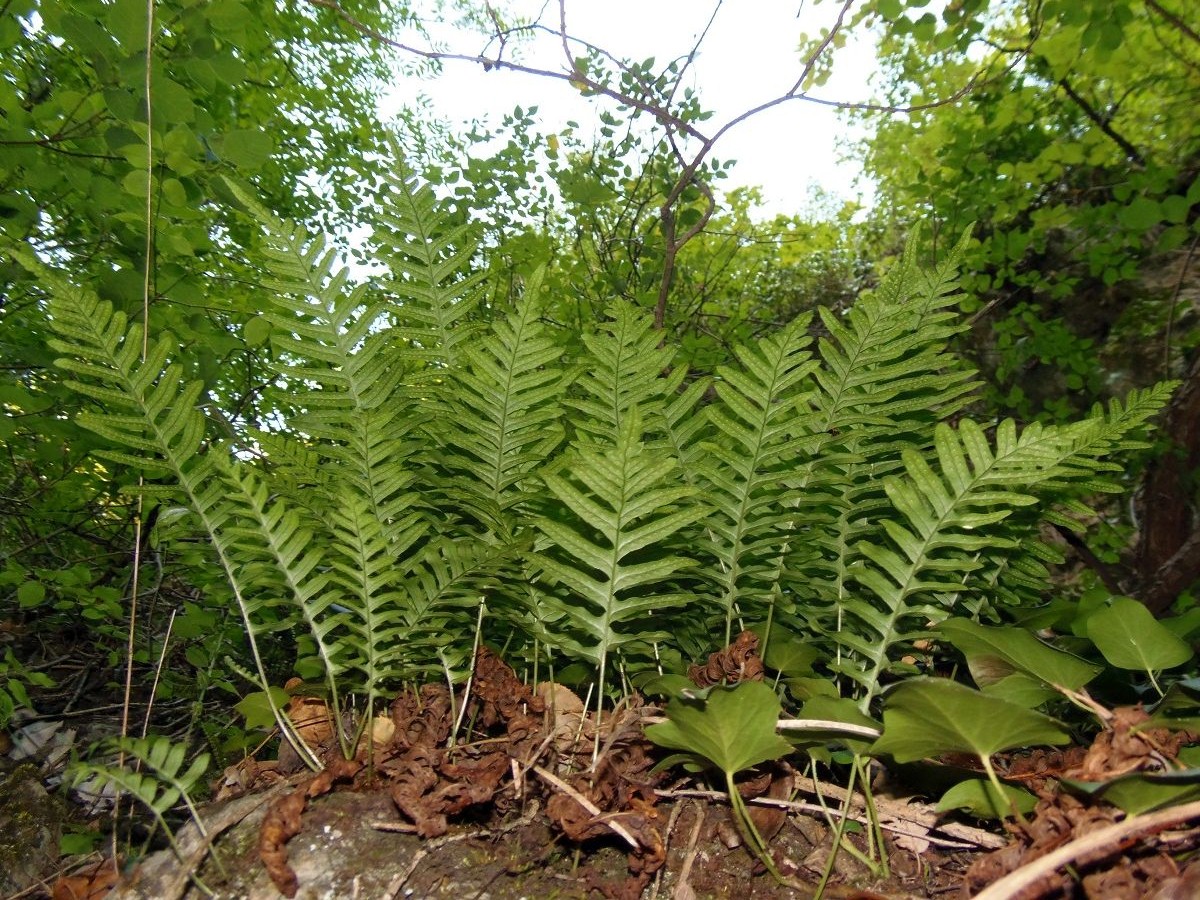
[528,762,641,849]
[972,798,1200,899]
[657,786,1005,851]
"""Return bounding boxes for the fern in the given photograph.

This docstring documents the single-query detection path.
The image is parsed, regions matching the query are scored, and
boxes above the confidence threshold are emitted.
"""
[536,407,704,738]
[70,736,212,876]
[373,158,485,372]
[839,386,1176,707]
[565,300,675,447]
[695,313,820,644]
[437,267,569,535]
[28,162,1179,754]
[17,249,322,767]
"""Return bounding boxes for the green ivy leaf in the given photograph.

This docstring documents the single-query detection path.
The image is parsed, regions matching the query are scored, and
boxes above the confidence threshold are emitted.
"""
[645,681,792,775]
[871,677,1070,764]
[1086,596,1194,673]
[937,617,1100,691]
[937,778,1038,819]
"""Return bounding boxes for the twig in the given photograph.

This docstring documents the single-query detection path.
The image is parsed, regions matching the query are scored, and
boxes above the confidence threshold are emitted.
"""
[527,763,640,849]
[673,802,706,900]
[776,718,882,739]
[971,798,1200,900]
[657,786,1005,851]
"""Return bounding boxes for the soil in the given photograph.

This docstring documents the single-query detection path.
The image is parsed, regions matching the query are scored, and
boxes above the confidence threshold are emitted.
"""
[12,635,1200,900]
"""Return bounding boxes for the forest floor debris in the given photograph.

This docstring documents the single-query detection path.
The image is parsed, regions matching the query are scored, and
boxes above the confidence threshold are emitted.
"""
[11,637,1200,899]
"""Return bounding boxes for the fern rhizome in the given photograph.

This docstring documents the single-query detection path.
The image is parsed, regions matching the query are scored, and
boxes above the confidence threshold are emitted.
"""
[31,165,1174,764]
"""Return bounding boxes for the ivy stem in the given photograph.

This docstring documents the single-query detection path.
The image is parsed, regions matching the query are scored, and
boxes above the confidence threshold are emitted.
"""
[725,769,783,881]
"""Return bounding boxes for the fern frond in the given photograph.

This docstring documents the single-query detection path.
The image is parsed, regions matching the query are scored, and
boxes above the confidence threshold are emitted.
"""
[70,736,210,843]
[839,404,1172,707]
[566,301,675,447]
[373,158,484,370]
[438,268,569,533]
[536,408,704,702]
[384,537,518,683]
[779,230,980,664]
[695,313,820,643]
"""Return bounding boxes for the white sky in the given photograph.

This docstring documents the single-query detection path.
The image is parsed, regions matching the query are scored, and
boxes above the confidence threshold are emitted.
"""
[380,1,881,217]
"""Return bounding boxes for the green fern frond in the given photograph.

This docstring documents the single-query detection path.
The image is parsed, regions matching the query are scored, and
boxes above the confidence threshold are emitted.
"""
[566,301,675,447]
[779,230,980,663]
[373,158,484,370]
[840,404,1172,707]
[438,267,569,533]
[385,537,518,682]
[696,313,820,643]
[536,408,705,704]
[70,736,210,844]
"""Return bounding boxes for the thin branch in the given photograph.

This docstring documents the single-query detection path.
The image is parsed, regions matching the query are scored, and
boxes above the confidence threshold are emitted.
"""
[309,0,1032,332]
[1057,77,1146,165]
[1144,0,1200,47]
[791,0,856,94]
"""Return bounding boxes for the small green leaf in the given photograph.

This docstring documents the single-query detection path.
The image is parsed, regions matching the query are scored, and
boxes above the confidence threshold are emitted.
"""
[16,580,46,608]
[1118,196,1162,230]
[1145,679,1200,732]
[234,687,289,731]
[645,681,792,775]
[1086,596,1194,673]
[1063,768,1200,815]
[937,778,1038,819]
[754,624,821,675]
[981,672,1060,708]
[221,129,274,170]
[244,315,271,347]
[791,696,880,752]
[871,678,1070,764]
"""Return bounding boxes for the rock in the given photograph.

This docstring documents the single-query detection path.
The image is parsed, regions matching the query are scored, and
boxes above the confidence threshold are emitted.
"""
[0,764,65,895]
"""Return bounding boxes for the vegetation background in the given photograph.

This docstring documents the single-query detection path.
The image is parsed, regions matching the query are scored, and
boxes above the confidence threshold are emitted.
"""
[2,0,1200,895]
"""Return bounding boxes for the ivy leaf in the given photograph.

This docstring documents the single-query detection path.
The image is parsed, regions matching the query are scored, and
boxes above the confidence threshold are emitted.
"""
[645,681,792,775]
[1086,596,1194,673]
[1062,765,1200,815]
[937,778,1038,819]
[937,617,1100,691]
[871,677,1070,764]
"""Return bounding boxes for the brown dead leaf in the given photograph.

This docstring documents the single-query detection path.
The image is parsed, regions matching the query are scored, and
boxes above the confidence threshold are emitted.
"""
[51,860,119,900]
[258,755,362,897]
[284,677,334,748]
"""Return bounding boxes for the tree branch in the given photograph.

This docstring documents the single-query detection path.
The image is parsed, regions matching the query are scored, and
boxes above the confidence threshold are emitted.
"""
[1144,0,1200,48]
[1057,77,1146,165]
